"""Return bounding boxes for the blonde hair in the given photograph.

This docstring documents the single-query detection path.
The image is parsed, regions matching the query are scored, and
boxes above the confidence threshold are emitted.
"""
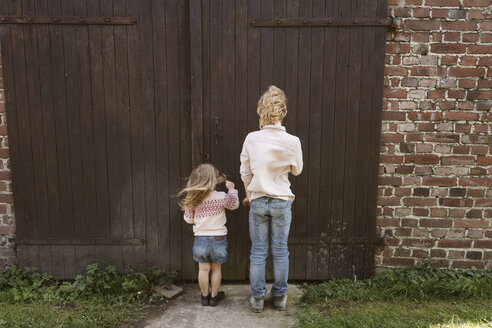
[257,85,287,129]
[179,164,225,210]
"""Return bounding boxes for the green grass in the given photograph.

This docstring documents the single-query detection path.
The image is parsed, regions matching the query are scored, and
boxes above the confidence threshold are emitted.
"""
[298,265,492,328]
[0,264,176,328]
[0,296,145,328]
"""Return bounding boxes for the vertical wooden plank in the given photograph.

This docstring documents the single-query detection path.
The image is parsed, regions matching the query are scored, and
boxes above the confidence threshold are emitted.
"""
[27,245,40,270]
[317,0,338,280]
[190,0,203,168]
[99,0,121,240]
[260,0,274,91]
[48,0,74,238]
[285,0,299,279]
[0,0,25,242]
[61,0,87,242]
[247,0,261,132]
[201,0,211,164]
[140,0,158,268]
[365,0,387,278]
[293,0,312,280]
[73,0,98,238]
[273,0,286,89]
[30,0,61,242]
[8,1,38,241]
[126,0,146,268]
[87,0,110,237]
[342,0,364,279]
[153,0,170,272]
[21,0,50,240]
[165,0,182,276]
[355,0,376,280]
[178,0,193,279]
[209,0,222,168]
[221,0,236,279]
[38,245,52,274]
[305,0,325,280]
[75,245,97,274]
[234,0,250,280]
[113,0,135,269]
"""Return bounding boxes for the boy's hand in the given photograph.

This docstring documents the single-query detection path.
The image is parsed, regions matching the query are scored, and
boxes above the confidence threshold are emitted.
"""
[242,197,250,207]
[225,180,235,190]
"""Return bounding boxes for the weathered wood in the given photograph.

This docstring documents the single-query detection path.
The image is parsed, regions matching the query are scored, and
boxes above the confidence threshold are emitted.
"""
[16,238,145,245]
[0,16,136,24]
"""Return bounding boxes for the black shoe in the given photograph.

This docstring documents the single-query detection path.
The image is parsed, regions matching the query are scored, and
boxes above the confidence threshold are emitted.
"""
[210,291,225,307]
[201,293,210,306]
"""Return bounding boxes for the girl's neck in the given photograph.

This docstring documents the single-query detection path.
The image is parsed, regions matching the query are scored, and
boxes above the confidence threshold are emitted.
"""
[273,121,282,126]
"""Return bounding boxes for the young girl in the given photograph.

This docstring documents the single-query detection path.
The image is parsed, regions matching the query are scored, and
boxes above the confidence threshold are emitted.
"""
[240,85,303,313]
[179,163,239,306]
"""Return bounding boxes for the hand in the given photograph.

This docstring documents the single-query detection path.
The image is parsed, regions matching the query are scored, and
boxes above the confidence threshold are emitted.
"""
[242,197,250,207]
[225,180,235,190]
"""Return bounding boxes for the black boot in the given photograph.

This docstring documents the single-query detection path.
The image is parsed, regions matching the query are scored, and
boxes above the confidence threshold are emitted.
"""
[210,291,225,307]
[201,293,210,306]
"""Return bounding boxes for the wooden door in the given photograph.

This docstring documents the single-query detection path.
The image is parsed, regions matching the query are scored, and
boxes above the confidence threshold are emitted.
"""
[0,0,195,279]
[191,0,388,280]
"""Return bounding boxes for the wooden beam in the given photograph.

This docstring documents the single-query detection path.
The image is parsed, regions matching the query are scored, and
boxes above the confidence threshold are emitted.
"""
[288,236,385,245]
[0,16,136,25]
[15,238,145,246]
[250,18,392,27]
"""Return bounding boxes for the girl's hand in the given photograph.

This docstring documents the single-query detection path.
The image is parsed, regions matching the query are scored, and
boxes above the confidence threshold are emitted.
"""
[242,197,250,207]
[225,180,235,190]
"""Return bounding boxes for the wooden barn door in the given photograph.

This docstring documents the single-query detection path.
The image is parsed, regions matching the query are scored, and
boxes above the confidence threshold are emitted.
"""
[0,0,195,279]
[191,0,388,280]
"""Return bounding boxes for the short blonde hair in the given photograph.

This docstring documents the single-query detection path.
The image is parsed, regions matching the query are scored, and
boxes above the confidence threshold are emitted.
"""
[257,85,287,129]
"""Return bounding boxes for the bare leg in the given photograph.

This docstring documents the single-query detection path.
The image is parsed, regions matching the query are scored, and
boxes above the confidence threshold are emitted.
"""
[211,263,222,297]
[198,263,211,296]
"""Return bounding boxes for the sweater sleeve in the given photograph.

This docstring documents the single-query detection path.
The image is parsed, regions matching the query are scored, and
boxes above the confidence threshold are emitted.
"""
[224,189,240,210]
[291,137,303,176]
[240,136,253,183]
[183,208,194,224]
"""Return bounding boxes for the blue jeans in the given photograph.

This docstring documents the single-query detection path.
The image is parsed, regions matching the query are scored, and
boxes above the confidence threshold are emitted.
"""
[249,197,292,298]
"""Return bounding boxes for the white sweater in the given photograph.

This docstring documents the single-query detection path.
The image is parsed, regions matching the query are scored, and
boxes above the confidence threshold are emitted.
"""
[240,125,303,202]
[183,189,239,236]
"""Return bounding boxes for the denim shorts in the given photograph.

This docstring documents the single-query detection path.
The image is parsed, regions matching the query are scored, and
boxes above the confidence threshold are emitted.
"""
[192,236,228,264]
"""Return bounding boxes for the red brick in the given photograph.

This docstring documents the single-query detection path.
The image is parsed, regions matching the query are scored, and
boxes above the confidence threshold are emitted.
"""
[413,7,430,17]
[426,0,460,6]
[420,219,452,228]
[468,45,492,54]
[422,177,456,186]
[438,240,472,248]
[382,257,415,266]
[439,198,473,207]
[432,9,449,18]
[463,0,490,6]
[408,111,443,121]
[431,43,466,54]
[466,209,483,219]
[405,20,441,31]
[380,155,404,164]
[447,90,466,99]
[405,154,439,164]
[444,112,479,121]
[475,199,492,207]
[441,22,478,31]
[467,90,492,100]
[478,57,492,66]
[475,240,492,249]
[430,249,446,258]
[382,112,406,121]
[378,197,401,206]
[412,249,429,258]
[459,177,492,186]
[449,67,485,77]
[462,33,479,42]
[403,198,437,206]
[441,156,475,165]
[376,218,400,227]
[413,207,429,216]
[458,79,476,88]
[402,238,435,247]
[452,260,485,269]
[477,157,492,165]
[384,88,407,98]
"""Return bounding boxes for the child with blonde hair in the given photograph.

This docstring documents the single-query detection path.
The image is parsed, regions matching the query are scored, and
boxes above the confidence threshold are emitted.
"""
[180,163,239,306]
[240,85,303,313]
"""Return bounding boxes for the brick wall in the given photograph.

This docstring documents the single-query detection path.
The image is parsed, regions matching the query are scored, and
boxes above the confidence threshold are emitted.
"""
[0,49,15,266]
[377,0,491,269]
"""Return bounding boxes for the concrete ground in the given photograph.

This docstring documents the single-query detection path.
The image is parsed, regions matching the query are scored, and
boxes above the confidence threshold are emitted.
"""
[144,283,303,328]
